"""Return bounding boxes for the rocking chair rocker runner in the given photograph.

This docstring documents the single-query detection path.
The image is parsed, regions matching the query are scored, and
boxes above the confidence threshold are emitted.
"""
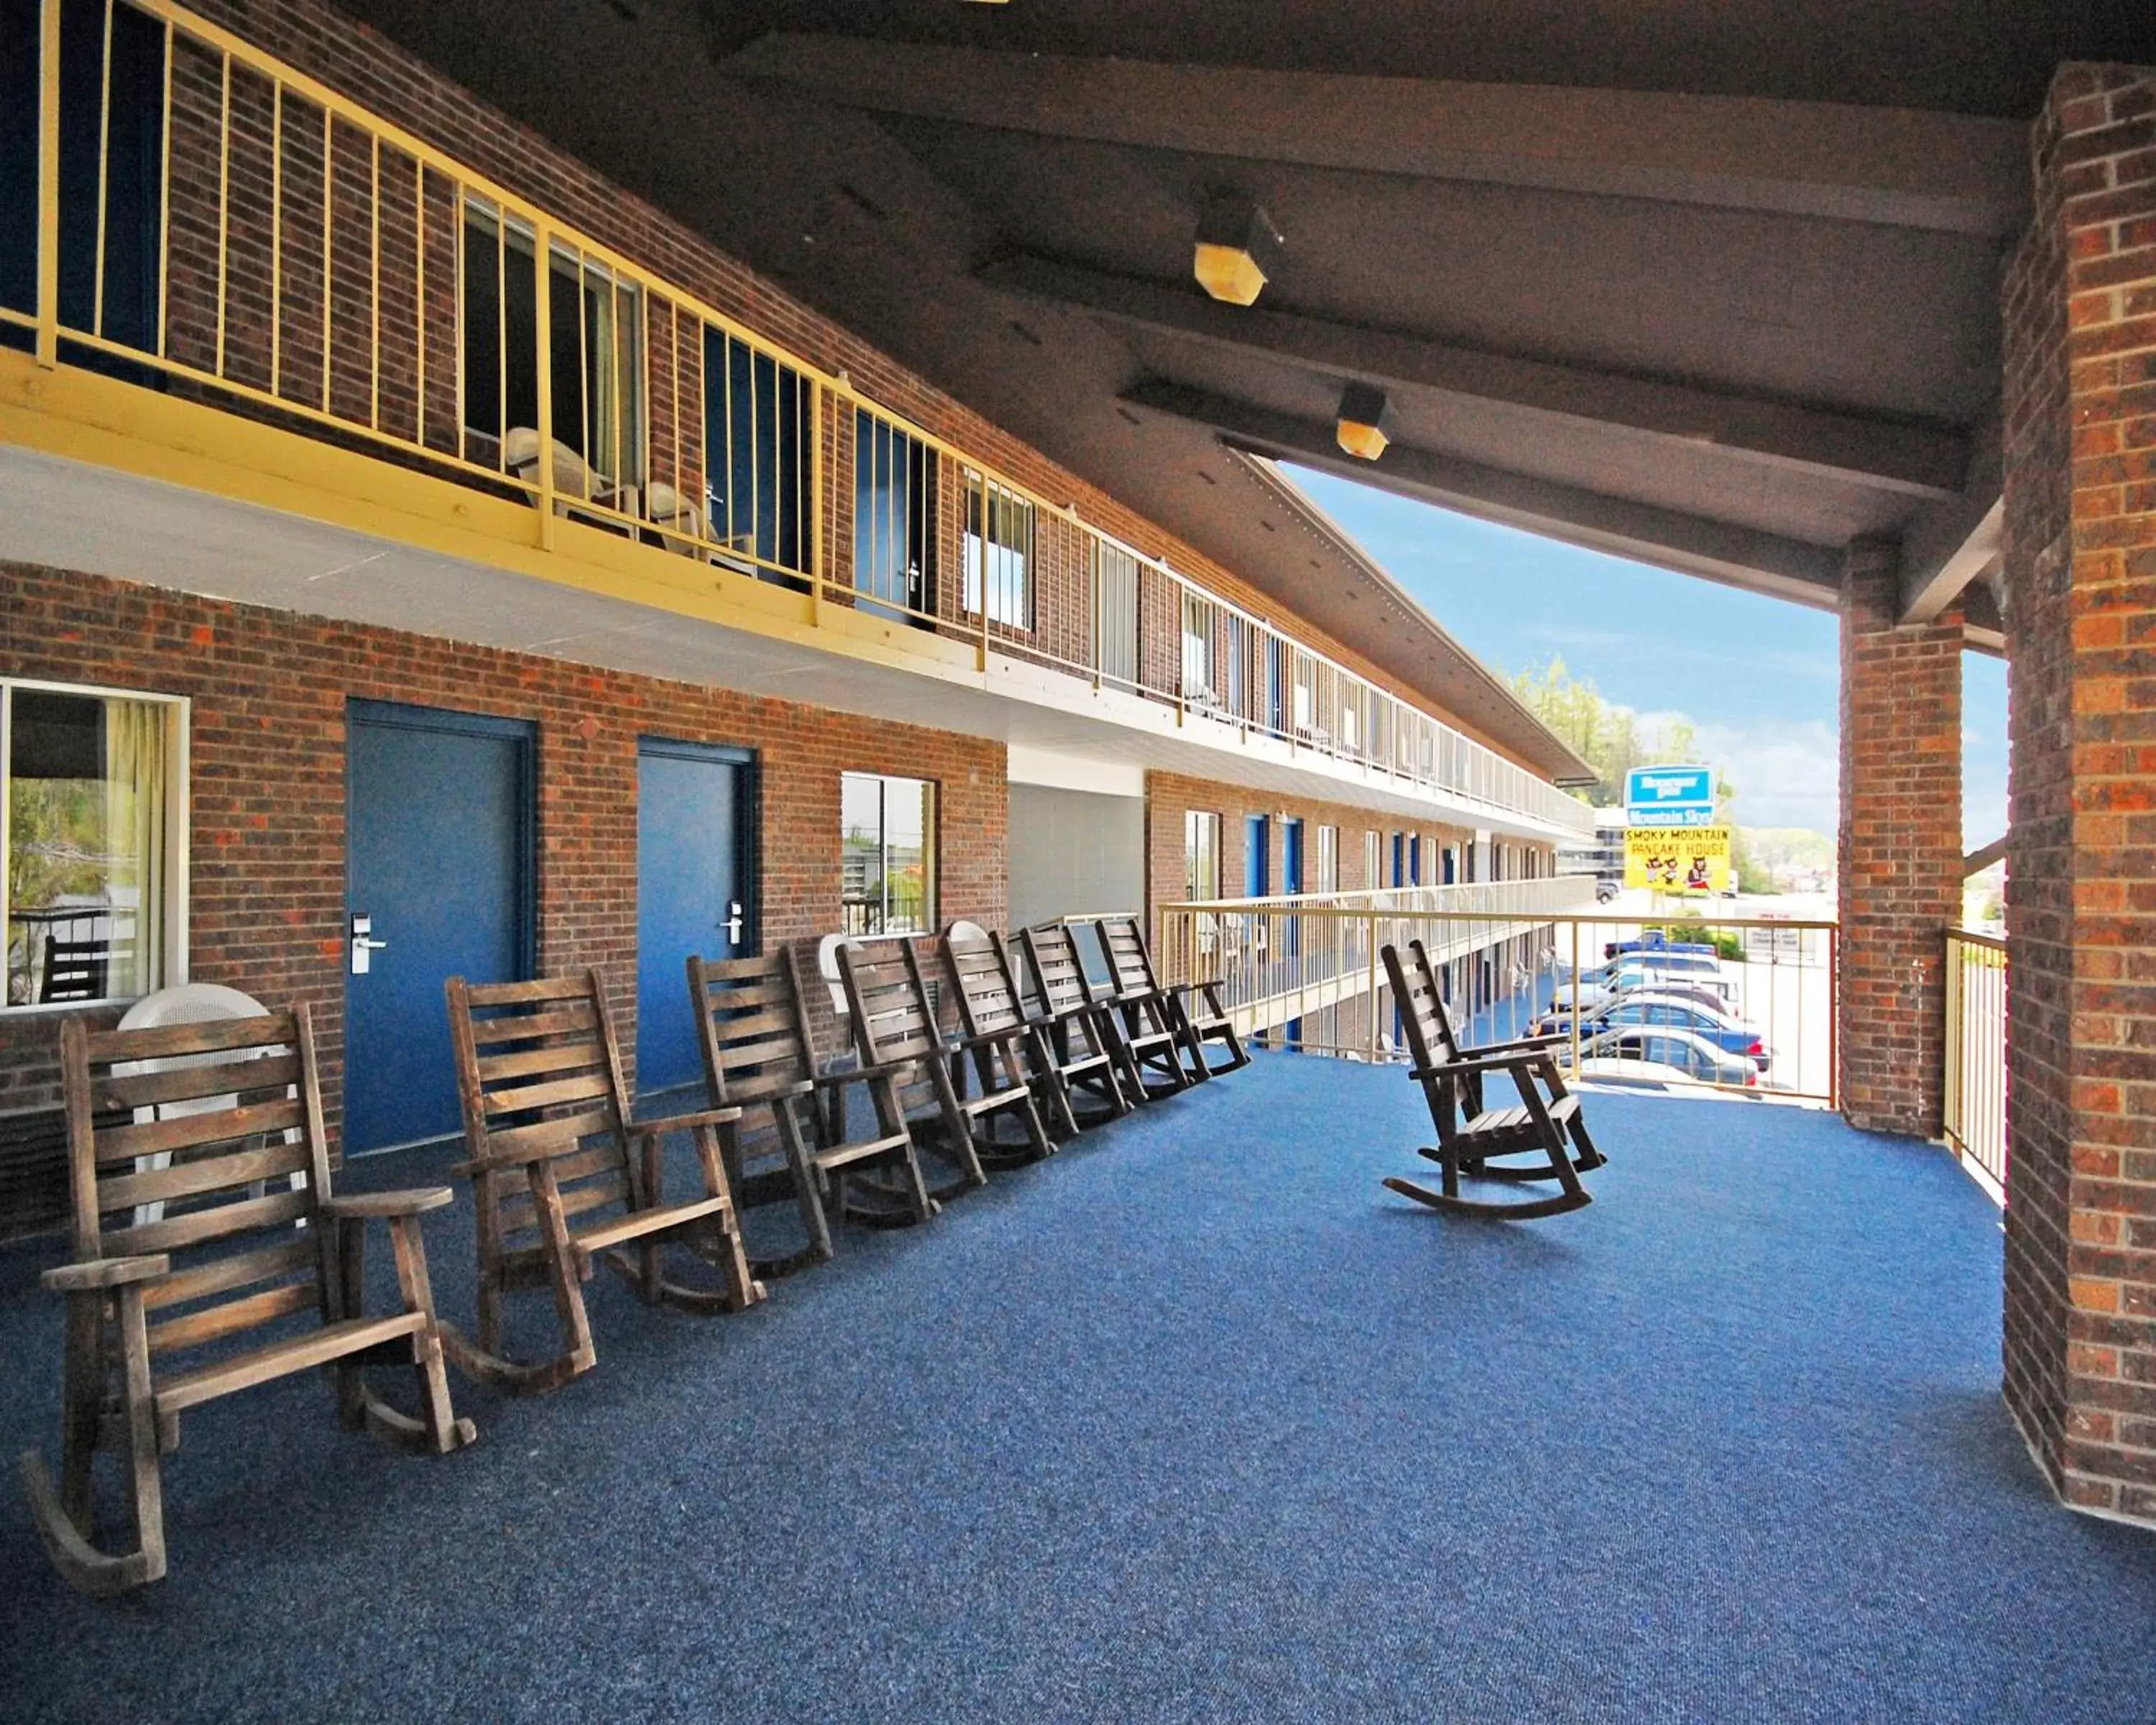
[837,938,1054,1195]
[1380,939,1603,1219]
[443,971,764,1394]
[689,947,937,1276]
[22,1008,474,1595]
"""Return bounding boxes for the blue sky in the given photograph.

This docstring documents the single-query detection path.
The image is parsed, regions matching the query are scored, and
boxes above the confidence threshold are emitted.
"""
[1289,466,2009,845]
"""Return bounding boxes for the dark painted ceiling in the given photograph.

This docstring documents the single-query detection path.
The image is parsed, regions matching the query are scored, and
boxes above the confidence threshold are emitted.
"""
[334,0,2149,742]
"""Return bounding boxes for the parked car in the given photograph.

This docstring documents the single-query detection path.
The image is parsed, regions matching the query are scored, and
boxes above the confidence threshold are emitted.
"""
[1545,955,1737,1017]
[1561,1024,1759,1087]
[1535,990,1770,1069]
[1603,932,1718,962]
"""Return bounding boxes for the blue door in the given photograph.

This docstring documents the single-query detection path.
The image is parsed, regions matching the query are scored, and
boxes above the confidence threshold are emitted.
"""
[1244,816,1269,898]
[346,701,534,1154]
[637,739,755,1096]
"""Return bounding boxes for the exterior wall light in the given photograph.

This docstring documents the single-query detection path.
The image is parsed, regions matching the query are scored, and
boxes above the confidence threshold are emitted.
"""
[1194,193,1283,306]
[1336,382,1393,461]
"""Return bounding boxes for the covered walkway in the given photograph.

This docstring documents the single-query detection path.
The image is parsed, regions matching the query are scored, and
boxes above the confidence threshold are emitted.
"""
[3,1059,2152,1721]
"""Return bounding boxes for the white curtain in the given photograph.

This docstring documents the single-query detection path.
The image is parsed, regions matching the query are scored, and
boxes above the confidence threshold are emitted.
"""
[103,699,167,999]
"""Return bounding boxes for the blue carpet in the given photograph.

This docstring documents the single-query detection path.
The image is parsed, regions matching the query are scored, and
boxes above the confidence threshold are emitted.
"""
[2,1056,2153,1723]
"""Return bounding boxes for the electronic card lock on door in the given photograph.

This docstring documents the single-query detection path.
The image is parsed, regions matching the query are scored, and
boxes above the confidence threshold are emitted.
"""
[350,914,390,975]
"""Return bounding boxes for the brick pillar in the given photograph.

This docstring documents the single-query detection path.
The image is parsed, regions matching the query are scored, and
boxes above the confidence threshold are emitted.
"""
[2000,61,2156,1522]
[1838,538,1964,1135]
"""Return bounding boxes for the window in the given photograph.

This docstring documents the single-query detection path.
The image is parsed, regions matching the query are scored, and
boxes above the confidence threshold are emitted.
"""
[706,328,808,579]
[1314,825,1339,893]
[964,473,1034,629]
[840,773,936,936]
[5,682,184,1008]
[854,410,937,619]
[1184,810,1220,901]
[462,206,644,488]
[1180,597,1216,704]
[1093,540,1141,687]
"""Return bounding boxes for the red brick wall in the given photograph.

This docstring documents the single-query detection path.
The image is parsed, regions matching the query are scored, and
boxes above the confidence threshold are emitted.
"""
[1835,542,1963,1136]
[0,560,1005,1141]
[133,0,1544,779]
[2000,61,2156,1522]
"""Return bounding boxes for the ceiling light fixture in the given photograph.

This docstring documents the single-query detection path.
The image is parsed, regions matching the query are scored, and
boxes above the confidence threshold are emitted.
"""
[1193,193,1282,306]
[1336,382,1393,461]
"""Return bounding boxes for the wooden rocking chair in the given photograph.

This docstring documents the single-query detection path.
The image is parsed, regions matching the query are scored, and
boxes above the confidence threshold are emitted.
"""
[1380,939,1603,1219]
[21,1008,474,1595]
[1099,914,1249,1081]
[443,971,763,1394]
[1010,922,1133,1128]
[689,947,937,1276]
[1064,921,1192,1100]
[944,922,1116,1140]
[837,938,1053,1195]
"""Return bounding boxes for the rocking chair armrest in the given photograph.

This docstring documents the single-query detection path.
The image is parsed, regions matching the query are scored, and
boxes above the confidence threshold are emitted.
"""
[627,1104,743,1137]
[448,1136,594,1176]
[43,1254,171,1294]
[1461,1031,1567,1056]
[319,1187,455,1221]
[1409,1052,1554,1082]
[950,1026,1025,1052]
[810,1057,913,1088]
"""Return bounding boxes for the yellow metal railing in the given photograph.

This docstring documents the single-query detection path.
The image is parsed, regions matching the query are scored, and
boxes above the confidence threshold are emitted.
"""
[1157,886,1840,1105]
[1943,927,2007,1201]
[3,0,1594,837]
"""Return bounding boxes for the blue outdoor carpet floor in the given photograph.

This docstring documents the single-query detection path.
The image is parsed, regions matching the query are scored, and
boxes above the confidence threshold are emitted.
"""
[2,1054,2153,1723]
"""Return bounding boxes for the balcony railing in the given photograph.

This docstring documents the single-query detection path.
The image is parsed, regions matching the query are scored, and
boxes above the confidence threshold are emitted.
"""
[0,0,1593,839]
[1157,885,1838,1105]
[1943,927,2007,1201]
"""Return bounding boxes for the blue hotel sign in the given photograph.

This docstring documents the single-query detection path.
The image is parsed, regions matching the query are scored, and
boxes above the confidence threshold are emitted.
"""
[1626,765,1716,829]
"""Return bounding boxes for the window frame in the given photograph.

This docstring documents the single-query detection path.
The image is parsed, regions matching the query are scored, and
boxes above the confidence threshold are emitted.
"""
[1,676,190,1015]
[1184,809,1222,902]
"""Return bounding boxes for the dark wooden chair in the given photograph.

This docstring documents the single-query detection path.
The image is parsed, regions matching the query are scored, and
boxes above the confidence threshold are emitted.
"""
[944,922,1119,1139]
[689,947,936,1276]
[20,1008,474,1595]
[443,971,763,1394]
[1379,938,1603,1218]
[1098,914,1249,1080]
[1062,920,1192,1100]
[1010,922,1133,1128]
[837,937,1052,1195]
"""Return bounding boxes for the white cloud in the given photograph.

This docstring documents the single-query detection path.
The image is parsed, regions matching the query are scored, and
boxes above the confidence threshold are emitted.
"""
[1690,719,1841,833]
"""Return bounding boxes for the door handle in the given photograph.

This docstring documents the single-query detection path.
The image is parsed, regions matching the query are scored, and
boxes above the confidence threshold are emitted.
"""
[351,914,389,975]
[723,901,745,943]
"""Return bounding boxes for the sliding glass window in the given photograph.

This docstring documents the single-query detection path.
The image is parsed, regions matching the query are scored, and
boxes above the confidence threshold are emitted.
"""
[840,772,936,937]
[963,472,1033,630]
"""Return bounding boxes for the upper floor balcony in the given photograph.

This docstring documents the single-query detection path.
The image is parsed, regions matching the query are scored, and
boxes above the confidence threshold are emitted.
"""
[0,0,1593,840]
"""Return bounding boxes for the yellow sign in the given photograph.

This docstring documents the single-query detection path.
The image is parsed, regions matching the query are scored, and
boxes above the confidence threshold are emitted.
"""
[1625,826,1731,893]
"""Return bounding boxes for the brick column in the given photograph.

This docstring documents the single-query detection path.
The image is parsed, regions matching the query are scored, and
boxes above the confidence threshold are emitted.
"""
[2000,62,2156,1522]
[1838,538,1964,1136]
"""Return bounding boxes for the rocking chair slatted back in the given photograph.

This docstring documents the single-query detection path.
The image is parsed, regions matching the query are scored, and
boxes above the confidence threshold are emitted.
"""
[1018,923,1094,1020]
[447,971,637,1250]
[944,927,1028,1040]
[65,1011,331,1359]
[691,949,820,1109]
[1097,917,1165,1000]
[837,942,944,1068]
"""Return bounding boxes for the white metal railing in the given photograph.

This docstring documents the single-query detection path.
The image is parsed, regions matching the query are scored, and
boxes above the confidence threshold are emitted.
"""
[1943,928,2007,1200]
[5,0,1593,840]
[1157,886,1838,1104]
